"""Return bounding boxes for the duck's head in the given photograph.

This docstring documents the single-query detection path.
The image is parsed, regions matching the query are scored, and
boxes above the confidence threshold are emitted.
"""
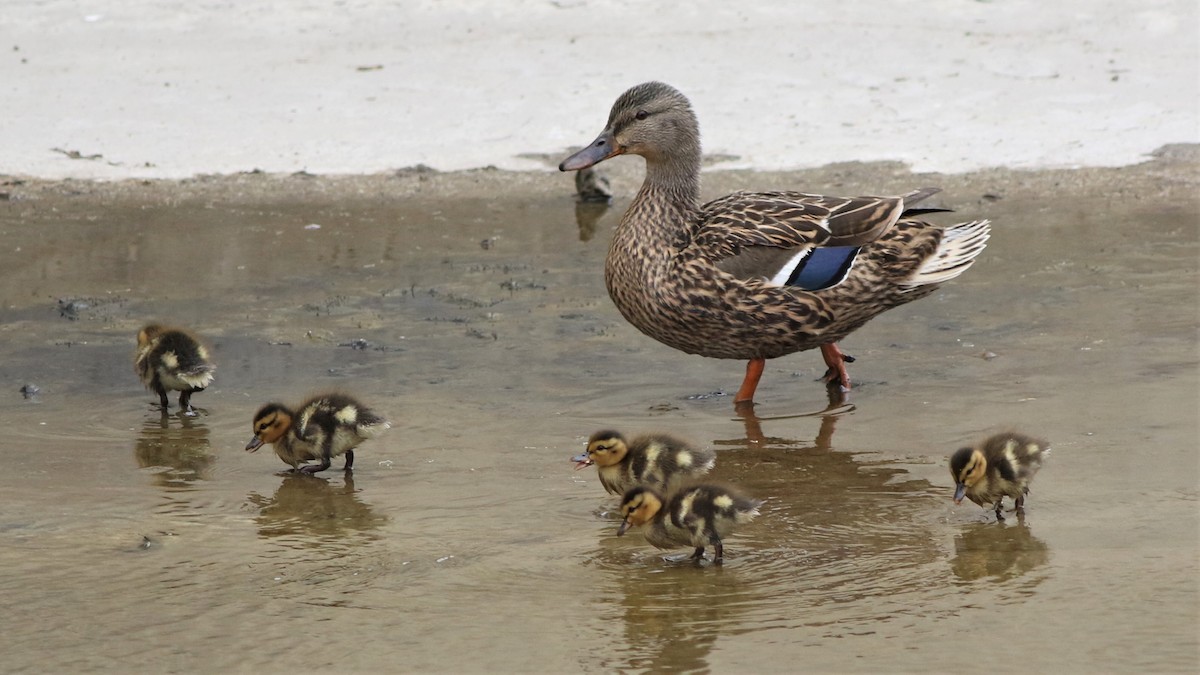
[571,430,630,470]
[617,486,664,536]
[245,403,292,452]
[559,81,699,172]
[136,324,167,348]
[949,446,987,504]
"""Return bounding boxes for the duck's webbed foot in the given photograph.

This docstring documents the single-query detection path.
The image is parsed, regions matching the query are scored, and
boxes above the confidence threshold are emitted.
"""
[993,501,1006,521]
[819,343,855,391]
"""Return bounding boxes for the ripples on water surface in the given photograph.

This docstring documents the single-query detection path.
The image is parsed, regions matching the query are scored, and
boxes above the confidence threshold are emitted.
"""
[0,162,1196,672]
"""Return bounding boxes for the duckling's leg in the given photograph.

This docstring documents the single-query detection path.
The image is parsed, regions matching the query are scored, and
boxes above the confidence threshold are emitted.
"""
[178,389,195,415]
[712,542,725,564]
[690,547,706,561]
[343,449,355,471]
[1014,494,1026,513]
[734,358,766,403]
[993,500,1006,521]
[154,384,170,410]
[819,343,855,391]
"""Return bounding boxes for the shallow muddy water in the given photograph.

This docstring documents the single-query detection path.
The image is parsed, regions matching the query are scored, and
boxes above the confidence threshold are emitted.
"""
[0,153,1197,673]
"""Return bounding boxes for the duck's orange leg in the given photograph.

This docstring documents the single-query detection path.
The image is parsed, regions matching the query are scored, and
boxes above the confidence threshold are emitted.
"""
[734,357,766,403]
[819,343,855,390]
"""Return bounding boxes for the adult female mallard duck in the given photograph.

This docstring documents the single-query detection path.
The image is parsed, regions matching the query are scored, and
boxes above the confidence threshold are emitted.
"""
[134,324,215,414]
[559,82,991,402]
[950,432,1049,520]
[617,484,762,563]
[245,393,389,474]
[572,429,716,496]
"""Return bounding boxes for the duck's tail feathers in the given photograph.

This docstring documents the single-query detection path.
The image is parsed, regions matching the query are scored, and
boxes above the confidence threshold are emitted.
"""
[902,220,991,289]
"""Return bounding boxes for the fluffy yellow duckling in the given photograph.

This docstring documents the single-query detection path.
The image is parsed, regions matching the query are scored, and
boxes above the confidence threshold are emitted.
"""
[950,432,1050,520]
[134,324,215,414]
[572,430,716,496]
[617,484,762,563]
[245,393,389,474]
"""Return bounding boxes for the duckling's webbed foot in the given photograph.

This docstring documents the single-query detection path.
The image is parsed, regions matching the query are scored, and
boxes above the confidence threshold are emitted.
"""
[993,501,1006,521]
[819,343,855,391]
[690,547,706,561]
[300,458,332,474]
[343,450,355,472]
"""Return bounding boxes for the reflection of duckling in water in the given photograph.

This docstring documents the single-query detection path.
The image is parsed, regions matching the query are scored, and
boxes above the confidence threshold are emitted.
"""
[250,473,387,538]
[617,484,762,563]
[950,432,1049,520]
[134,324,215,414]
[133,412,214,485]
[245,393,389,474]
[573,430,716,496]
[950,520,1050,582]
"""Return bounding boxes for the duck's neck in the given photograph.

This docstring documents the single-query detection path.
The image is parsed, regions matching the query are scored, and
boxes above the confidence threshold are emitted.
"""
[621,151,702,250]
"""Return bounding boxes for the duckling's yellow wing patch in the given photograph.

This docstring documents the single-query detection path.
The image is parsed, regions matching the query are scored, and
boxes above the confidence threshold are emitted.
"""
[713,494,734,509]
[334,405,358,425]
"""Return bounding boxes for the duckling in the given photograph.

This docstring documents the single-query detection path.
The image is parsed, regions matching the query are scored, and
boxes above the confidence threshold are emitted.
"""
[134,324,215,414]
[572,430,716,496]
[617,484,762,563]
[950,432,1049,520]
[245,393,389,474]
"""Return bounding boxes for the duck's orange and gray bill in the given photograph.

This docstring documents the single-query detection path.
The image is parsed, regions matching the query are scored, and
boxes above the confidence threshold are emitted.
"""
[245,437,264,452]
[559,130,619,171]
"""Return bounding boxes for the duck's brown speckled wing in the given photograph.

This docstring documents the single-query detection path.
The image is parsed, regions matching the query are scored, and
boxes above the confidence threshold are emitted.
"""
[694,189,939,279]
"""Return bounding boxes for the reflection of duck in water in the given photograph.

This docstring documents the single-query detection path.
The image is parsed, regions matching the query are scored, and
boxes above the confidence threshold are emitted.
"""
[133,412,214,486]
[245,393,389,474]
[950,432,1049,520]
[950,520,1050,582]
[617,484,762,564]
[572,430,715,496]
[134,324,215,415]
[249,473,387,539]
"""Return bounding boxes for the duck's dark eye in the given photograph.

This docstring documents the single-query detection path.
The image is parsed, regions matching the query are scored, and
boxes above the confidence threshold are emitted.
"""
[635,110,649,121]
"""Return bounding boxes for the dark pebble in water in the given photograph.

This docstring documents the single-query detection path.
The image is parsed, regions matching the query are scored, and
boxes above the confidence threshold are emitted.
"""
[19,383,40,398]
[340,338,371,350]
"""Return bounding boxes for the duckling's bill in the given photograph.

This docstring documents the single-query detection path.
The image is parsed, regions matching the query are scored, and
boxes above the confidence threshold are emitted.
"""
[953,482,966,504]
[571,452,594,470]
[616,517,632,536]
[245,437,264,452]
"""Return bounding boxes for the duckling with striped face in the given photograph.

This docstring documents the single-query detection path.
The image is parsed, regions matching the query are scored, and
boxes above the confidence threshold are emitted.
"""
[950,432,1049,520]
[134,324,215,414]
[572,430,716,496]
[617,484,762,563]
[245,393,389,474]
